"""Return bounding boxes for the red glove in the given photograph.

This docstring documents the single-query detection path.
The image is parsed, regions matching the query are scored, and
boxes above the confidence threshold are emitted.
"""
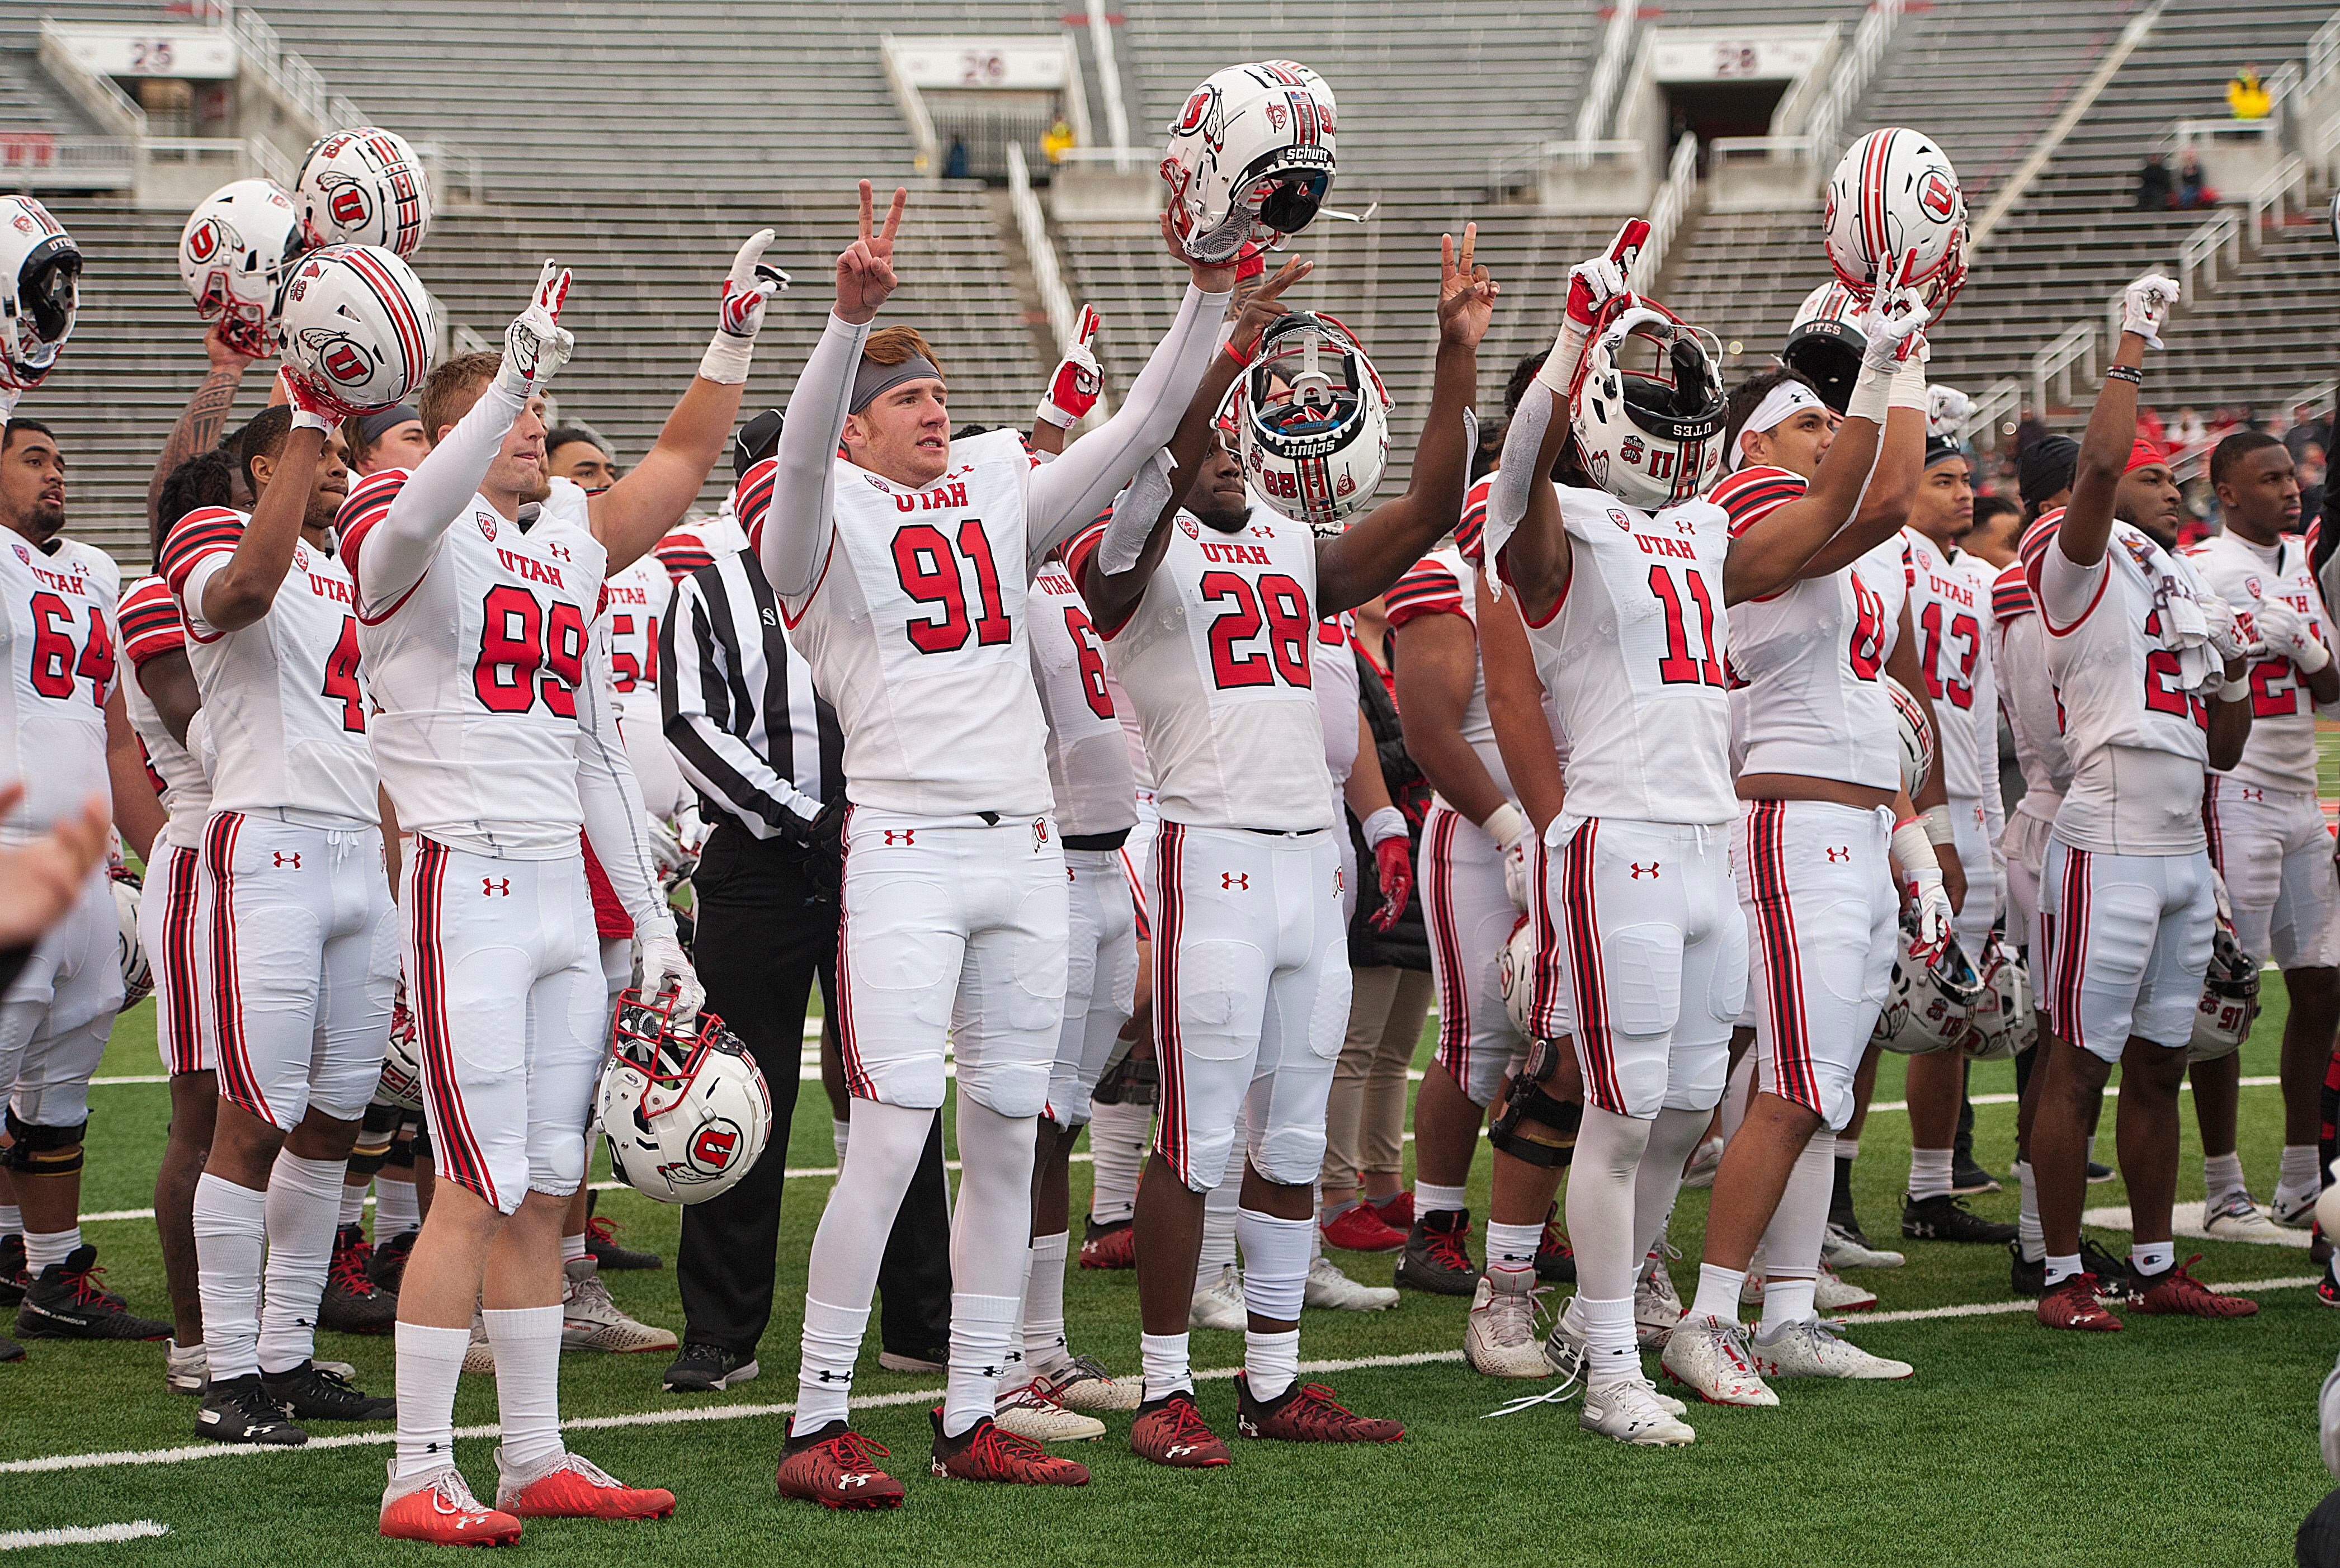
[1036,304,1102,429]
[1370,834,1413,933]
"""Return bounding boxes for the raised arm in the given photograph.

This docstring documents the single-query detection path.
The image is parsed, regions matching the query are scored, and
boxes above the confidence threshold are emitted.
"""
[591,230,780,573]
[1318,229,1497,614]
[147,321,258,549]
[191,384,331,635]
[2063,276,2177,572]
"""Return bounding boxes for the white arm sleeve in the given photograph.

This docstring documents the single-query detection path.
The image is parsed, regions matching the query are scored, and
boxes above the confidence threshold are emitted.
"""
[2039,544,2105,627]
[1483,384,1558,591]
[1025,282,1228,570]
[353,382,526,614]
[758,312,867,599]
[577,626,673,942]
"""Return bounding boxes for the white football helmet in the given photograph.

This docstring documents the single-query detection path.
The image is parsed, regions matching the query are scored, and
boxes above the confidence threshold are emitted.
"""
[111,872,150,1010]
[377,982,424,1111]
[1824,128,1968,324]
[1569,297,1727,510]
[277,244,437,417]
[179,178,305,358]
[1961,936,2032,1061]
[1161,60,1337,265]
[598,990,772,1205]
[1780,281,1865,414]
[292,126,433,258]
[1230,310,1389,532]
[1873,927,1983,1055]
[2188,914,2259,1062]
[1498,913,1541,1041]
[0,196,79,392]
[1886,674,1935,797]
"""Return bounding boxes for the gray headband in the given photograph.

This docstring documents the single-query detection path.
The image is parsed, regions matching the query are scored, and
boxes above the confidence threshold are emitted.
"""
[355,404,419,445]
[851,354,941,413]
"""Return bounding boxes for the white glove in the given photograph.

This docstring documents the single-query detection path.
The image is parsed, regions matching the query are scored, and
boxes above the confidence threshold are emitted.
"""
[1927,383,1973,441]
[1036,305,1103,429]
[636,931,705,1027]
[647,814,695,879]
[701,228,785,384]
[1483,801,1532,913]
[494,259,574,400]
[1859,282,1928,374]
[672,801,711,860]
[2199,593,2247,665]
[1907,868,1954,961]
[1540,218,1648,398]
[2120,273,2179,348]
[2253,595,2332,674]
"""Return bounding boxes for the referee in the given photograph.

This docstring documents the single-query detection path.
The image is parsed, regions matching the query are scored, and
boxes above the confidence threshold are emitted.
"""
[655,414,954,1394]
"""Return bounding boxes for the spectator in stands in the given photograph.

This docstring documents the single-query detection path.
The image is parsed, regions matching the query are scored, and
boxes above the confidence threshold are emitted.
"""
[546,426,621,493]
[944,135,969,180]
[1041,115,1074,166]
[2177,149,2215,210]
[2228,64,2271,120]
[2136,152,2173,211]
[2015,404,2049,455]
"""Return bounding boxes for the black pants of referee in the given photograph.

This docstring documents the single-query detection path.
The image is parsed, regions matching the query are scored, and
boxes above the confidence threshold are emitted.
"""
[677,825,953,1361]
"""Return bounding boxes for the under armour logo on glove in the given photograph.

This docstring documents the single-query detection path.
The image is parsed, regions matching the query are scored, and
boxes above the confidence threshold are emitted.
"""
[717,228,785,338]
[1630,862,1659,879]
[494,259,574,399]
[1222,872,1251,891]
[482,877,511,897]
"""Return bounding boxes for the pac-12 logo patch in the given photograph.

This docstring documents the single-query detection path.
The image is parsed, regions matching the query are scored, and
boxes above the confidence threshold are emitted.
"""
[477,512,497,541]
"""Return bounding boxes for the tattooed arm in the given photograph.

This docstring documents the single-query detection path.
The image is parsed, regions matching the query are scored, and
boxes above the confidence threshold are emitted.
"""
[145,321,260,552]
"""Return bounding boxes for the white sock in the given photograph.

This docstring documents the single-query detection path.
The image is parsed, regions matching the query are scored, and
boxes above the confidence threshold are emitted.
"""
[484,1303,565,1473]
[1631,1107,1711,1260]
[338,1181,368,1229]
[1235,1207,1313,1326]
[1485,1220,1544,1295]
[1197,1148,1242,1287]
[1243,1328,1301,1402]
[0,1202,20,1235]
[562,1230,588,1264]
[2015,1159,2045,1263]
[1413,1180,1468,1217]
[24,1226,81,1273]
[795,1098,935,1430]
[942,1292,1020,1438]
[1837,1137,1860,1161]
[1083,1097,1150,1226]
[2202,1151,2245,1205]
[1909,1146,1955,1203]
[194,1173,267,1380]
[1568,1106,1652,1305]
[2280,1144,2321,1196]
[1757,1133,1836,1286]
[375,1177,419,1238]
[831,1117,850,1166]
[258,1151,349,1376]
[1690,1263,1745,1324]
[1140,1329,1191,1401]
[1022,1232,1070,1375]
[797,1296,869,1430]
[394,1321,473,1479]
[1581,1293,1638,1387]
[2084,1134,2098,1165]
[1758,1274,1817,1335]
[2043,1251,2083,1288]
[2131,1240,2173,1277]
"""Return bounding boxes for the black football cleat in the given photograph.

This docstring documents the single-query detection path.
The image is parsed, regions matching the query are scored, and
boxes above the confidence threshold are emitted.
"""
[262,1359,395,1421]
[1900,1192,2017,1245]
[196,1373,308,1446]
[15,1245,169,1340]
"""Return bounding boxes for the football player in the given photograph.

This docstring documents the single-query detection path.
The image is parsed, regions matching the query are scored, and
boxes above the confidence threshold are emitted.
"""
[1065,229,1495,1466]
[756,183,1229,1501]
[342,264,704,1542]
[2023,276,2259,1331]
[2183,430,2338,1236]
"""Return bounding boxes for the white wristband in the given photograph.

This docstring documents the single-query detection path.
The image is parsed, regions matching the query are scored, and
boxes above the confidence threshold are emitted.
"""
[698,330,755,386]
[1890,818,1939,877]
[1846,361,1891,424]
[2296,639,2332,676]
[1889,355,1928,411]
[1480,800,1527,851]
[2218,677,2251,703]
[289,408,330,433]
[1362,806,1408,848]
[1034,398,1077,431]
[1920,803,1956,847]
[1536,320,1587,399]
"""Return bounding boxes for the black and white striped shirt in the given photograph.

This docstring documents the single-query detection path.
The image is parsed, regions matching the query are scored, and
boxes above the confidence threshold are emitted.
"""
[661,548,844,840]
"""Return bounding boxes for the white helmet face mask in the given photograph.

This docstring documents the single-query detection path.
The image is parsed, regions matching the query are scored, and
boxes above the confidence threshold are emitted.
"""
[1824,127,1968,325]
[1962,937,2031,1062]
[1873,929,1983,1056]
[0,196,81,391]
[597,991,773,1205]
[294,126,434,258]
[1233,311,1389,533]
[1780,280,1866,415]
[277,243,439,418]
[1569,300,1726,510]
[1162,60,1337,265]
[377,989,425,1112]
[180,178,305,358]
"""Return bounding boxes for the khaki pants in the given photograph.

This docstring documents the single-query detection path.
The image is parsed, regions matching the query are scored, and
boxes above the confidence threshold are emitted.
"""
[1320,966,1435,1189]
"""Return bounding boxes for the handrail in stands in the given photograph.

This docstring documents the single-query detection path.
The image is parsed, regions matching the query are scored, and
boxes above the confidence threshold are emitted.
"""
[1574,1,1639,145]
[1969,378,2023,446]
[1008,141,1108,422]
[1083,0,1134,173]
[2032,320,2097,412]
[1631,134,1699,295]
[2244,152,2306,246]
[2175,208,2240,295]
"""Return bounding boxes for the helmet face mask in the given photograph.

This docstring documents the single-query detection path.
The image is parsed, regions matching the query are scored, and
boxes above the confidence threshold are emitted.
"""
[1162,61,1338,265]
[2188,918,2259,1062]
[1232,311,1389,532]
[597,989,773,1205]
[180,178,306,358]
[1569,298,1725,509]
[1874,929,1983,1056]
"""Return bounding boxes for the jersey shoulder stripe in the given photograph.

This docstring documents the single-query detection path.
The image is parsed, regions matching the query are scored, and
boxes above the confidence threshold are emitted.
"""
[727,457,778,561]
[1711,465,1806,537]
[117,577,187,666]
[335,467,411,574]
[1456,474,1492,564]
[158,506,247,594]
[1992,561,2034,622]
[1384,556,1465,630]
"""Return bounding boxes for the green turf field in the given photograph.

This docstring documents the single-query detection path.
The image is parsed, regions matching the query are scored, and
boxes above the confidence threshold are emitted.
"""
[1,992,2332,1566]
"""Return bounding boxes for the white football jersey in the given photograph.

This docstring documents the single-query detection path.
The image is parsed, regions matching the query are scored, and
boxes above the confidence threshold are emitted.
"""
[1902,529,1999,804]
[766,430,1054,819]
[1029,560,1137,838]
[1315,611,1361,787]
[1714,466,1905,791]
[1507,484,1735,824]
[1992,557,2070,806]
[120,575,213,849]
[0,530,118,843]
[2183,529,2329,795]
[164,510,376,824]
[2023,516,2210,854]
[600,551,667,733]
[341,473,608,856]
[1069,506,1334,833]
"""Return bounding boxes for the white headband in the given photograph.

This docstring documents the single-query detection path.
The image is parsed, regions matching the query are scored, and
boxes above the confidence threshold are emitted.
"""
[1728,380,1827,471]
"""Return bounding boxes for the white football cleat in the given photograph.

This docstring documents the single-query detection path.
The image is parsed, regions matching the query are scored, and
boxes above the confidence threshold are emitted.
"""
[1822,1222,1906,1270]
[1190,1263,1247,1331]
[2270,1186,2319,1229]
[1580,1375,1696,1446]
[1634,1258,1683,1349]
[1749,1317,1913,1380]
[1464,1277,1553,1379]
[1543,1296,1686,1413]
[2201,1190,2291,1245]
[993,1381,1107,1443]
[463,1310,494,1376]
[1814,1263,1877,1313]
[561,1258,678,1354]
[1030,1353,1142,1413]
[166,1339,207,1396]
[1305,1254,1398,1311]
[1659,1312,1778,1407]
[1681,1137,1724,1190]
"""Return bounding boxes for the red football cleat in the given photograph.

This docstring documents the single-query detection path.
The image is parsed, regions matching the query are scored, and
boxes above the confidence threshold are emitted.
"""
[1130,1390,1231,1468]
[1319,1203,1407,1254]
[496,1451,673,1520]
[2129,1255,2258,1319]
[776,1420,904,1510]
[928,1410,1089,1486]
[1079,1218,1136,1270]
[2036,1272,2123,1333]
[1235,1377,1404,1443]
[379,1464,525,1547]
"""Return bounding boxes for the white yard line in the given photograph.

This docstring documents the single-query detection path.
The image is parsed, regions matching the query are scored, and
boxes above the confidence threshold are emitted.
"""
[0,1522,169,1550]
